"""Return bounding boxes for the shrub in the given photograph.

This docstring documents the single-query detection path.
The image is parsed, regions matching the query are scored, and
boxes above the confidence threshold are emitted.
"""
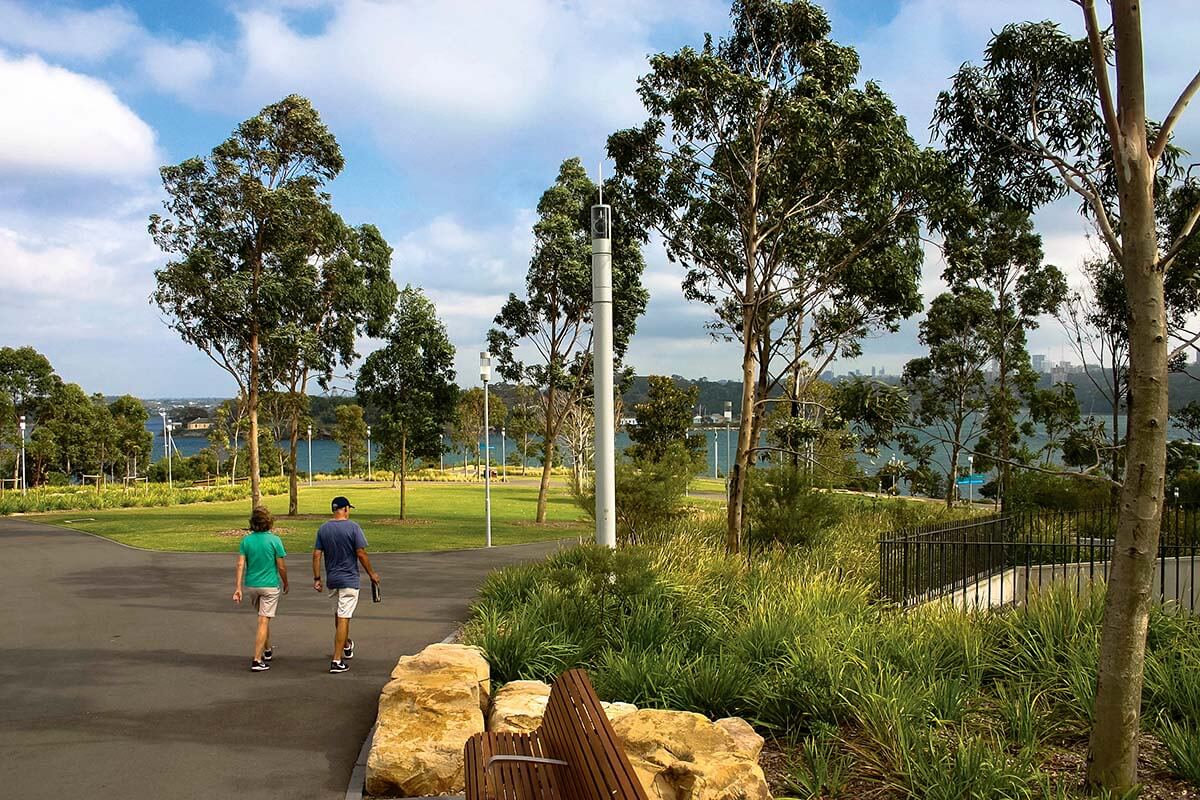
[745,466,844,548]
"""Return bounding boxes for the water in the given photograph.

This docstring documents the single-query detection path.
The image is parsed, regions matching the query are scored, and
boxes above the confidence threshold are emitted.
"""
[147,414,1192,479]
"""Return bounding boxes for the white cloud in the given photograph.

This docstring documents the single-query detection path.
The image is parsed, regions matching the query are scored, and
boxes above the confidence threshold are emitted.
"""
[0,52,159,178]
[140,40,217,95]
[0,1,139,62]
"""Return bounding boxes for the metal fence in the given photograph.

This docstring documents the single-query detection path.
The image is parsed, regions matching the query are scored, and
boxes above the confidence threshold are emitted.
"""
[878,503,1199,612]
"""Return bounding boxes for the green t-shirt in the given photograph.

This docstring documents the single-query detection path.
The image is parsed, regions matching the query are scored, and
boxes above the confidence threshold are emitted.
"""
[239,531,287,588]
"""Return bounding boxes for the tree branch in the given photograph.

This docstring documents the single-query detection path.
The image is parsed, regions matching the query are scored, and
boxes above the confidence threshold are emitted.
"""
[1151,67,1200,163]
[1078,0,1123,151]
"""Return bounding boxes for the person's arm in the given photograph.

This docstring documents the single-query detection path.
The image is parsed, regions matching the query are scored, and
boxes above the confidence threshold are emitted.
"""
[276,557,289,594]
[356,548,380,585]
[233,555,246,603]
[312,549,323,591]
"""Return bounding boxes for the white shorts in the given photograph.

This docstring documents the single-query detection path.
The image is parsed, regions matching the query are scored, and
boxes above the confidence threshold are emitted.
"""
[329,587,360,618]
[246,586,281,618]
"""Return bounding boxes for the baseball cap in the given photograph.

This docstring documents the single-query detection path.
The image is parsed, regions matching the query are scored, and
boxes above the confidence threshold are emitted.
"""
[331,496,355,511]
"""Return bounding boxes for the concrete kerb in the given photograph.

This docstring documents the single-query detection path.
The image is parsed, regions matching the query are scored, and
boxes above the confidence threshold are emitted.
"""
[344,628,465,800]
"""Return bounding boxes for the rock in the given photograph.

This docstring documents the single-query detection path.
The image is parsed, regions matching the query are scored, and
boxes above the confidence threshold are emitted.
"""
[489,680,552,734]
[714,717,764,760]
[603,701,639,724]
[612,709,772,800]
[366,643,491,797]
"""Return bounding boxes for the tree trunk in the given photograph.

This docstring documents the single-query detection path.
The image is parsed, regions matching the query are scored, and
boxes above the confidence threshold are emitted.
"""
[287,407,300,516]
[248,330,262,507]
[535,385,558,523]
[1087,3,1168,790]
[726,325,758,554]
[947,437,962,509]
[400,432,407,520]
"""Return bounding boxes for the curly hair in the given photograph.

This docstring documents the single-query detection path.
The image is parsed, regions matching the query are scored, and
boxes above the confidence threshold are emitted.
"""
[249,505,273,532]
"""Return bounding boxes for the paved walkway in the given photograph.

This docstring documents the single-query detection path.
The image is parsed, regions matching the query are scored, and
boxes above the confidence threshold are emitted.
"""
[0,517,568,800]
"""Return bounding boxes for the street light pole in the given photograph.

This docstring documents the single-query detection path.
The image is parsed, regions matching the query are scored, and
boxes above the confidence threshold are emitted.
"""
[307,425,313,487]
[19,415,27,495]
[481,352,492,548]
[501,427,506,483]
[591,192,616,549]
[367,426,372,482]
[723,401,732,499]
[968,454,974,505]
[713,429,718,479]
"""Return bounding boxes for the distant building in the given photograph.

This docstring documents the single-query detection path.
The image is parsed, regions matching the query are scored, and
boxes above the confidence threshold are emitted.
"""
[1032,354,1047,373]
[185,417,213,432]
[620,417,638,427]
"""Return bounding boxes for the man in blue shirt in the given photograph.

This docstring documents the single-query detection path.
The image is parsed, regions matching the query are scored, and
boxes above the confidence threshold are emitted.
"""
[312,496,380,674]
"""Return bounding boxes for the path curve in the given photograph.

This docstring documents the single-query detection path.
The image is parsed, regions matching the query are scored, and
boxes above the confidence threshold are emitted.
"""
[0,517,568,800]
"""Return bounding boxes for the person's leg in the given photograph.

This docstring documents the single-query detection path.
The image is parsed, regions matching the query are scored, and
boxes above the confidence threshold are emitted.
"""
[263,617,272,659]
[333,616,350,660]
[254,615,270,660]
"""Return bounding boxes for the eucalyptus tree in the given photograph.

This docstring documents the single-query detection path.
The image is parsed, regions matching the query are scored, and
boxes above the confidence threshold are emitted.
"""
[453,387,507,478]
[942,207,1068,506]
[0,346,56,484]
[608,0,927,552]
[333,404,367,477]
[356,286,457,518]
[933,4,1200,787]
[264,209,396,515]
[150,94,344,507]
[488,158,648,523]
[901,289,992,506]
[505,384,540,474]
[108,395,152,479]
[1029,383,1084,467]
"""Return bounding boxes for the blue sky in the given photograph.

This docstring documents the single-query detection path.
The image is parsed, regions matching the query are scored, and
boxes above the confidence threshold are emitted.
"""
[0,0,1197,397]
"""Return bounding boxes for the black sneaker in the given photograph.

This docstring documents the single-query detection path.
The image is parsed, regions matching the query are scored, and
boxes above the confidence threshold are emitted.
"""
[329,660,349,674]
[342,640,354,660]
[250,660,270,672]
[263,648,273,662]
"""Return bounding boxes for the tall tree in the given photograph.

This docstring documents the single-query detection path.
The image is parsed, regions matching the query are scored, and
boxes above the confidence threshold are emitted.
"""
[932,5,1200,788]
[453,387,507,478]
[264,210,396,515]
[505,384,540,475]
[901,289,993,506]
[150,94,344,507]
[356,286,457,519]
[628,376,704,465]
[333,404,367,477]
[109,396,152,479]
[488,157,647,522]
[0,346,57,484]
[942,207,1068,507]
[1029,382,1084,467]
[608,0,927,552]
[1173,401,1200,442]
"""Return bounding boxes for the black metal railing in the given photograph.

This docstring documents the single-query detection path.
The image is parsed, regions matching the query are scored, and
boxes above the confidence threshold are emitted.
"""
[878,503,1199,612]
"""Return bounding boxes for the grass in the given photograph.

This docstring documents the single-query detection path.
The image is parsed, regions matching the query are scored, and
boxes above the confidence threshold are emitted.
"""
[461,505,1200,797]
[33,479,588,553]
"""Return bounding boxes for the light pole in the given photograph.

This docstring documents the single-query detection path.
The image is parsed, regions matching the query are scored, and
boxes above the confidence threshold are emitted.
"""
[160,411,172,489]
[591,193,616,549]
[307,425,313,487]
[367,425,372,481]
[713,429,718,479]
[18,419,26,494]
[967,454,975,505]
[501,426,506,483]
[724,401,732,498]
[481,351,492,548]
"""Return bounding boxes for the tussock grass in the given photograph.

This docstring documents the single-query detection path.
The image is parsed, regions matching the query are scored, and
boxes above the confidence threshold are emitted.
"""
[464,503,1200,795]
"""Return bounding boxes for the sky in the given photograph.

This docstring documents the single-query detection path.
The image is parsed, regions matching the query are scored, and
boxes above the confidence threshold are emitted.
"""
[0,0,1197,398]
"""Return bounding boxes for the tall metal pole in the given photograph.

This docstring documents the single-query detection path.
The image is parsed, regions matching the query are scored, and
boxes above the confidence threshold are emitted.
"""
[724,401,732,498]
[19,415,26,495]
[167,421,173,489]
[713,429,718,479]
[481,352,493,548]
[307,425,313,486]
[968,454,974,505]
[367,426,372,481]
[501,427,506,482]
[591,193,616,549]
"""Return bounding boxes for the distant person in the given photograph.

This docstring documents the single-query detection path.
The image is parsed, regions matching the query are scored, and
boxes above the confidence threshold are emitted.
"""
[312,496,380,674]
[232,505,288,672]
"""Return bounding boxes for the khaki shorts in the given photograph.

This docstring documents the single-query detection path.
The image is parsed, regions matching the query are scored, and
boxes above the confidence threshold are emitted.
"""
[329,587,360,619]
[246,586,281,618]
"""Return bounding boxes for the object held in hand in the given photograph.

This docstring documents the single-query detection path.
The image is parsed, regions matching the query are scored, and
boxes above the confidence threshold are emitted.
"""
[371,580,382,603]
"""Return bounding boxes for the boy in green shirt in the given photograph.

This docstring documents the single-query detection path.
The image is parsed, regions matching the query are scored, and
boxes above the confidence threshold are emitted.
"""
[233,506,289,672]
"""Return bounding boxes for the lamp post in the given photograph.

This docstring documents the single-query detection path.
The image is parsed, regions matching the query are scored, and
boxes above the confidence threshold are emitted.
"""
[481,351,492,548]
[591,193,616,548]
[723,402,732,499]
[501,426,506,483]
[713,429,718,479]
[18,417,26,496]
[160,411,172,489]
[307,425,313,486]
[367,425,372,482]
[967,454,975,505]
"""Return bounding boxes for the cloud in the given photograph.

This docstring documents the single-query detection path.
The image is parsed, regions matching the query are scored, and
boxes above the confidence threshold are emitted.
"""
[140,41,217,95]
[0,51,159,178]
[0,1,139,62]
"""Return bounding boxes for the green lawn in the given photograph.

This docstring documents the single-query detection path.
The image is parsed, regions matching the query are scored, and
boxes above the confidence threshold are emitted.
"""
[35,480,588,553]
[688,477,727,494]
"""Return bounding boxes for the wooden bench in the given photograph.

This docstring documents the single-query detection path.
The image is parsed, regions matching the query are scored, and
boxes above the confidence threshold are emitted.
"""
[464,669,648,800]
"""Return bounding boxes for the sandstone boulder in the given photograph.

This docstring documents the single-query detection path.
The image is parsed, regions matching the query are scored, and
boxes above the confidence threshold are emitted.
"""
[366,643,491,797]
[714,717,764,760]
[612,709,772,800]
[488,681,640,734]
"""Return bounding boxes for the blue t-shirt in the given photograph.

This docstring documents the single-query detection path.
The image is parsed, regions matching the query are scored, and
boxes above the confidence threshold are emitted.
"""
[314,519,368,589]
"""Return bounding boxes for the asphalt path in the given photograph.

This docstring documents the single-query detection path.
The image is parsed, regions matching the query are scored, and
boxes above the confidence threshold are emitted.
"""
[0,517,569,800]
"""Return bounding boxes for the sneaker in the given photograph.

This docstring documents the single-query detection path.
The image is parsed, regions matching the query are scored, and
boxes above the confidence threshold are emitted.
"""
[250,660,270,672]
[263,648,273,662]
[342,640,354,660]
[329,660,349,674]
